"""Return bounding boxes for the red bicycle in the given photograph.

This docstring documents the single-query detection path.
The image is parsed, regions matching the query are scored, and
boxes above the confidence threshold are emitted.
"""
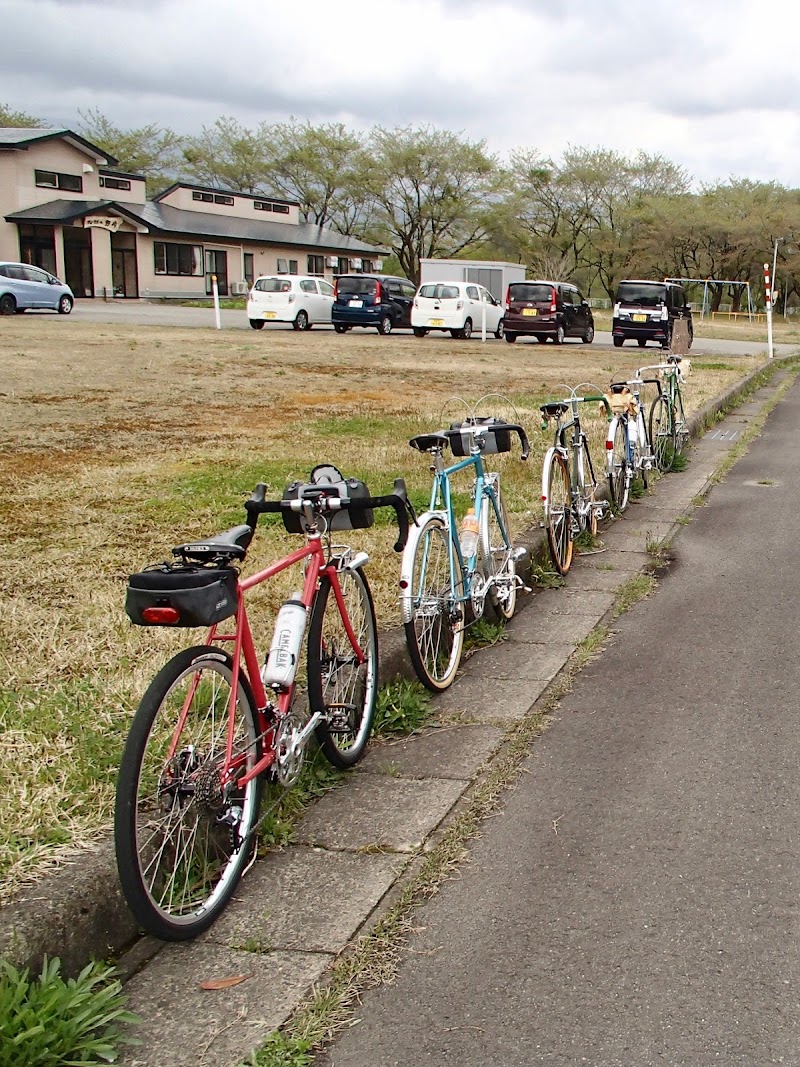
[114,465,411,940]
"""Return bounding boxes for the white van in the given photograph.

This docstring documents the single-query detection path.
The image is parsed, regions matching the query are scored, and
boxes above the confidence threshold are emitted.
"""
[246,275,334,331]
[411,281,505,339]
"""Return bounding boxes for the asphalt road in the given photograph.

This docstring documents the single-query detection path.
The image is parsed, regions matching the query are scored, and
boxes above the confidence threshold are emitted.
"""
[61,301,794,358]
[318,378,800,1065]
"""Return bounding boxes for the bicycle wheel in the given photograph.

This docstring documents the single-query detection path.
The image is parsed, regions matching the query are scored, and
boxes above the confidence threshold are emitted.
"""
[608,417,631,512]
[480,483,517,621]
[543,451,573,575]
[673,389,689,459]
[115,645,262,941]
[401,513,465,691]
[308,565,378,769]
[649,394,675,472]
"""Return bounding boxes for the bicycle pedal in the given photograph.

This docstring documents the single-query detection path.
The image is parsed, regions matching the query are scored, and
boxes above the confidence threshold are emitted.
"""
[511,547,529,562]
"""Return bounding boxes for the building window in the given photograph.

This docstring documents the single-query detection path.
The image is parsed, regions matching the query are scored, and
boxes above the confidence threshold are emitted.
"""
[333,258,349,276]
[277,258,288,274]
[361,259,373,273]
[100,176,132,191]
[192,191,214,203]
[35,169,82,193]
[254,199,291,214]
[289,259,298,274]
[214,194,234,206]
[243,253,254,287]
[307,255,324,276]
[154,242,203,276]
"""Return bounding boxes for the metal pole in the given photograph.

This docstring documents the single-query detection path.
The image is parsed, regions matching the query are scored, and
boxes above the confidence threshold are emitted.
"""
[764,263,773,359]
[211,274,221,330]
[481,297,487,342]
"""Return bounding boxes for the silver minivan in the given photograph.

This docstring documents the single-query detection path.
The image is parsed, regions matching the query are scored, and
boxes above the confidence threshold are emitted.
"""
[0,262,74,315]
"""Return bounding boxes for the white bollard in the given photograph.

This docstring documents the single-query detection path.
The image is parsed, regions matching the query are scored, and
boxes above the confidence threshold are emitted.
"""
[481,299,487,342]
[212,274,221,331]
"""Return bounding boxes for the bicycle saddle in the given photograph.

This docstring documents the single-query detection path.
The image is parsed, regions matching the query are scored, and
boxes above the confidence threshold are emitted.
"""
[666,355,682,364]
[409,432,450,453]
[540,402,569,418]
[173,523,253,561]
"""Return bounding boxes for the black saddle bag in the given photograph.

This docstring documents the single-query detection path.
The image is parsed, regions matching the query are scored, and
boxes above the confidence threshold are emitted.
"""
[125,565,239,627]
[281,464,373,534]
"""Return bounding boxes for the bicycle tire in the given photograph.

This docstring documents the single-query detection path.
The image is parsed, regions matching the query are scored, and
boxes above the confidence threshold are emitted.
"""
[480,482,517,621]
[115,645,262,941]
[543,451,573,575]
[401,513,465,691]
[608,417,631,512]
[308,565,378,769]
[673,388,689,459]
[649,394,675,472]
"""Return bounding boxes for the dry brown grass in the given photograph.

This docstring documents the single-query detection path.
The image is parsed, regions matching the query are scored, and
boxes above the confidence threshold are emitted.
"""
[0,319,763,898]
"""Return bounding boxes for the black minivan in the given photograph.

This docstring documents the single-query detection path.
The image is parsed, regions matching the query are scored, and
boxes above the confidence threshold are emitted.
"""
[612,280,693,349]
[504,280,594,344]
[332,274,416,334]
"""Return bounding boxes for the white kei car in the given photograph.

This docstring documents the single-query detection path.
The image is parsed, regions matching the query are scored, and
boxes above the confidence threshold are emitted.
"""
[247,275,335,331]
[411,281,505,339]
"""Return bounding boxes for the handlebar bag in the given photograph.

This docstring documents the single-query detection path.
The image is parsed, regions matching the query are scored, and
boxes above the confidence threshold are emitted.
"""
[281,466,374,534]
[447,417,513,456]
[125,565,238,627]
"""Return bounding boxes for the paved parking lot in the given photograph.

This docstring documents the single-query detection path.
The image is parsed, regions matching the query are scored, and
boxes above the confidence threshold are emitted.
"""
[25,299,793,358]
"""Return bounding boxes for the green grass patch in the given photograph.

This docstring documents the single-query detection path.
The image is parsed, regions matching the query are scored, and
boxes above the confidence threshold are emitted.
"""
[373,680,432,737]
[0,957,136,1067]
[613,574,656,617]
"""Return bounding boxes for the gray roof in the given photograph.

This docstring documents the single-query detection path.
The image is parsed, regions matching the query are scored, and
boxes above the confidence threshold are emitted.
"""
[6,198,388,255]
[0,127,116,163]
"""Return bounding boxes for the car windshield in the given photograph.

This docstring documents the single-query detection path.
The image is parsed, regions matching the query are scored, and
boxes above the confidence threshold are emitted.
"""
[616,283,667,307]
[337,277,378,295]
[509,283,553,302]
[255,278,291,293]
[419,284,459,299]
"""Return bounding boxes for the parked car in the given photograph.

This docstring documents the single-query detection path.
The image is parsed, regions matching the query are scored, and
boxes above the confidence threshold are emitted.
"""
[0,262,74,315]
[504,280,594,344]
[612,279,693,349]
[411,281,505,339]
[332,274,416,334]
[247,275,334,331]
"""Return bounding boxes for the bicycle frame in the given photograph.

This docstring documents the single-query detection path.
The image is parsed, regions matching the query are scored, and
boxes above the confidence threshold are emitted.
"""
[423,447,508,609]
[166,535,365,790]
[548,397,605,514]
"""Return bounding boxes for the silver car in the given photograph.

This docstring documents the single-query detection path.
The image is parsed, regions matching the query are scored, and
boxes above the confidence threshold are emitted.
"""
[0,261,74,315]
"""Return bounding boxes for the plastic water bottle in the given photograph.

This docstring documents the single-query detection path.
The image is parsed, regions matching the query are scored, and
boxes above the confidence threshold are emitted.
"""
[262,593,306,689]
[460,509,479,558]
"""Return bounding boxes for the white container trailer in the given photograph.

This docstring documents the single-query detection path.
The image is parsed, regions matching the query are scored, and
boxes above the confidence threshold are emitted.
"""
[419,259,525,302]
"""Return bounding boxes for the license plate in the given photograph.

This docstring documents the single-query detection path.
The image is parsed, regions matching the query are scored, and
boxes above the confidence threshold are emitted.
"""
[263,311,276,319]
[522,308,537,316]
[349,299,363,308]
[429,318,444,327]
[633,314,647,322]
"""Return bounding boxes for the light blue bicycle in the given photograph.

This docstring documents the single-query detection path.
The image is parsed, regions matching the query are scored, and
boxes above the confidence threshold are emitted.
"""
[400,398,529,691]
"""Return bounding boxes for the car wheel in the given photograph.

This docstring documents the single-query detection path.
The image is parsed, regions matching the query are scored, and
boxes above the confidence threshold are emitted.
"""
[554,324,565,344]
[504,332,517,343]
[250,319,265,330]
[462,318,473,340]
[334,324,349,334]
[293,310,310,331]
[535,335,547,343]
[413,327,428,337]
[582,324,594,344]
[637,338,647,347]
[613,336,624,348]
[495,320,505,340]
[0,294,17,315]
[57,295,74,315]
[377,315,393,335]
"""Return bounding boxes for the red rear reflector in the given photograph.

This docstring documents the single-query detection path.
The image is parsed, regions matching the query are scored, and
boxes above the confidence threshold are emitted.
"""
[606,440,615,450]
[399,578,409,589]
[142,606,180,624]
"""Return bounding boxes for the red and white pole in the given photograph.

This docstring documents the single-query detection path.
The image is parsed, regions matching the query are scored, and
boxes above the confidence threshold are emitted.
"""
[764,262,773,359]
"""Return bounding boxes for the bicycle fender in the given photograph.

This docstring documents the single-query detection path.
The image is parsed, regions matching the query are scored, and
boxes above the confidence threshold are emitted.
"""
[606,417,620,477]
[399,511,447,625]
[541,448,561,515]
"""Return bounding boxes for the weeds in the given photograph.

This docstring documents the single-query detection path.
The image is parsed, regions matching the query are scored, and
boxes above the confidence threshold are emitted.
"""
[613,574,656,617]
[0,957,136,1067]
[373,681,432,737]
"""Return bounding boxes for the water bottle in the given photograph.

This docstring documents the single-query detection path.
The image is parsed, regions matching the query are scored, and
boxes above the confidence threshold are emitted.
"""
[460,509,479,558]
[262,593,306,689]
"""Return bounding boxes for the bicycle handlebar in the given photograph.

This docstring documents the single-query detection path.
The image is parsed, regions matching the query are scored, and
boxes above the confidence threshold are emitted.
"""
[245,479,413,552]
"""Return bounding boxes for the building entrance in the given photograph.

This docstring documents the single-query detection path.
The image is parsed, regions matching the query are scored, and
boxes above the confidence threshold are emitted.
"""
[63,228,94,297]
[111,232,139,297]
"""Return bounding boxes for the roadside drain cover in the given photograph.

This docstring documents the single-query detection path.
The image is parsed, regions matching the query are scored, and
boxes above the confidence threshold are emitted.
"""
[705,428,741,441]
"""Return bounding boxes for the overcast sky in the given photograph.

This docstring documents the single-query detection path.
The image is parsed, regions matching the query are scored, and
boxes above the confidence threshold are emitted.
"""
[2,0,800,188]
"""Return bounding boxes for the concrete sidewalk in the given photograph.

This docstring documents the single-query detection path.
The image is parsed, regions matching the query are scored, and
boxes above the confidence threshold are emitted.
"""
[114,365,793,1066]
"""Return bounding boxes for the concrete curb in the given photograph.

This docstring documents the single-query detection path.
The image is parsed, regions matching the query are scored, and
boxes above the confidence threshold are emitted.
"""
[0,356,785,978]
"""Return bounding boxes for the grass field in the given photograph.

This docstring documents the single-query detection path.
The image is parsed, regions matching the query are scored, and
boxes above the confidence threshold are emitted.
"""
[0,318,766,899]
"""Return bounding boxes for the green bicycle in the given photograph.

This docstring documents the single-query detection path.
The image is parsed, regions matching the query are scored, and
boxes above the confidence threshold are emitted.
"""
[648,355,690,472]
